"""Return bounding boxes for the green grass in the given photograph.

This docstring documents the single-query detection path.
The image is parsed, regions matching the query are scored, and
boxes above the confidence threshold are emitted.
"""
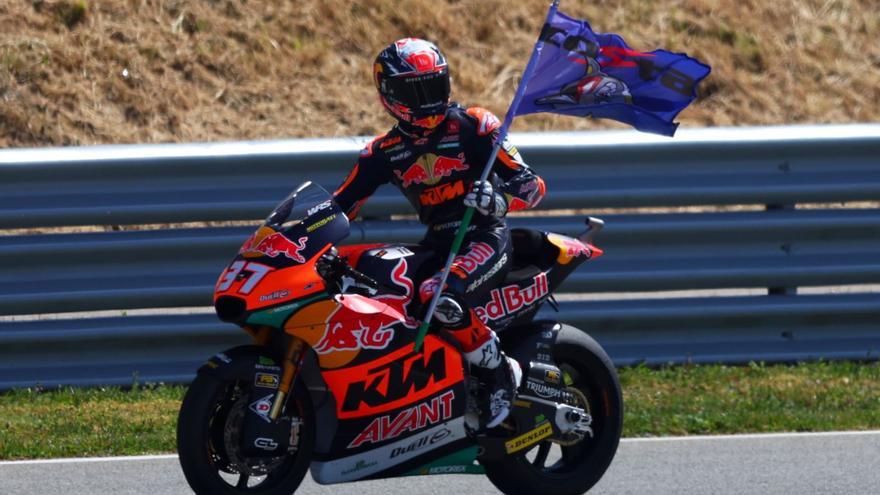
[622,361,880,436]
[1,361,879,460]
[0,384,184,460]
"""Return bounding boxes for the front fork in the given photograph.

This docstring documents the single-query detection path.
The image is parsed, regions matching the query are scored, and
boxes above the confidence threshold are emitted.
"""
[269,336,305,420]
[243,325,306,421]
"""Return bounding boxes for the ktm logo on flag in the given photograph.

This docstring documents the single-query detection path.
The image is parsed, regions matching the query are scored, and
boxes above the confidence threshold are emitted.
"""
[419,180,465,206]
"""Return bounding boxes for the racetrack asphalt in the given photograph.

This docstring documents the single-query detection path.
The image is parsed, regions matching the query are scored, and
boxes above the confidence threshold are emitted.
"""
[1,431,878,494]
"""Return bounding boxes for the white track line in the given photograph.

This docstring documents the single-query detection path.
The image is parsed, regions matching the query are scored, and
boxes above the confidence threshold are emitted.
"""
[0,454,178,466]
[622,430,880,443]
[2,431,879,466]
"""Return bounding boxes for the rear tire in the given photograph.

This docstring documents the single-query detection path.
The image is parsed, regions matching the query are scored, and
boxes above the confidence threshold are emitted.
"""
[483,324,623,495]
[177,371,314,494]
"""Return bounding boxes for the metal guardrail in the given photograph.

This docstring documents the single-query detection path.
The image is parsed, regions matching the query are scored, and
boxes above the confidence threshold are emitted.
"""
[1,124,879,388]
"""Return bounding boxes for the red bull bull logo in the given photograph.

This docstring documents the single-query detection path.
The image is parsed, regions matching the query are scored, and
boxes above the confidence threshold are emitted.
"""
[315,258,416,355]
[240,230,309,263]
[394,153,469,187]
[546,233,593,265]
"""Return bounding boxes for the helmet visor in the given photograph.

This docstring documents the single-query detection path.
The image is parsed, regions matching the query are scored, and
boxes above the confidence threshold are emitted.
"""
[384,70,450,114]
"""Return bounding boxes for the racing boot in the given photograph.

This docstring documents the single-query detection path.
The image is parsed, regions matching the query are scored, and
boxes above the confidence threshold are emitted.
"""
[434,294,523,428]
[465,337,522,428]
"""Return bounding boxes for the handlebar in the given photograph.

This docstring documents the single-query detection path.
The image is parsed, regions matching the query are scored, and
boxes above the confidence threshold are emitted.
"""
[342,264,381,290]
[316,249,407,296]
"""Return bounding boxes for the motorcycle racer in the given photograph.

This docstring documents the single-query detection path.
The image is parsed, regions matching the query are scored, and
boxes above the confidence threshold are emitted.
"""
[333,38,546,428]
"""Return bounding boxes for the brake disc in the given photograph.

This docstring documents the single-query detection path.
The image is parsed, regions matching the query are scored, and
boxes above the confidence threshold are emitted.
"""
[222,397,289,476]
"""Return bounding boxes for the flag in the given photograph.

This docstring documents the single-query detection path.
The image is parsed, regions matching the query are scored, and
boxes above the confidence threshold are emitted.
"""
[514,10,711,136]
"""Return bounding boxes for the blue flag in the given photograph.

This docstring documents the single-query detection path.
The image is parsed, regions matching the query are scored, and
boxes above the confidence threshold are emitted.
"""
[514,10,711,136]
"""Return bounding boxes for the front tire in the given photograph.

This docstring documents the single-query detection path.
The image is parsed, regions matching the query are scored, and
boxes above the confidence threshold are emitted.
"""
[177,371,314,494]
[483,324,623,495]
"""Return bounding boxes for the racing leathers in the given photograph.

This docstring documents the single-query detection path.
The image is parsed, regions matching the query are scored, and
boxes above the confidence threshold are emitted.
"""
[333,103,545,427]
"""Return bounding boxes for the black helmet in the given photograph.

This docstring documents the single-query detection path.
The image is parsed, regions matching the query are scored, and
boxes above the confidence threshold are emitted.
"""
[374,38,451,131]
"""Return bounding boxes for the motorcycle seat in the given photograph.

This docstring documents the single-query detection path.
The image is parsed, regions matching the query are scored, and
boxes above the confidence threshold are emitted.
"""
[505,228,558,284]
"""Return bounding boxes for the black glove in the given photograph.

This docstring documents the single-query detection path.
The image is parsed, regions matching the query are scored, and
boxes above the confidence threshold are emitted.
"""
[463,180,508,218]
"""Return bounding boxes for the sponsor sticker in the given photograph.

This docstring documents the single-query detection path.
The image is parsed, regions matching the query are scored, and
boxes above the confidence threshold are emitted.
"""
[379,135,402,149]
[419,179,466,206]
[394,152,468,187]
[259,290,290,303]
[390,427,453,458]
[526,379,562,400]
[428,465,468,474]
[314,320,395,355]
[547,233,593,265]
[368,246,414,260]
[452,242,496,276]
[389,150,413,162]
[475,272,550,323]
[307,200,332,217]
[249,394,275,423]
[254,437,279,451]
[307,214,337,232]
[255,372,280,389]
[348,390,455,448]
[544,369,561,384]
[341,459,378,476]
[241,232,309,263]
[504,421,553,454]
[466,253,507,292]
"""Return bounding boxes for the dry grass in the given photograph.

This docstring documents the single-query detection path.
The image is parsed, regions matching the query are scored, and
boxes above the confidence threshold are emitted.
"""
[0,0,877,148]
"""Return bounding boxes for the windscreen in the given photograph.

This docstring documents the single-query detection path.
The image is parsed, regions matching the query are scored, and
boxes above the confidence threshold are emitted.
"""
[239,182,349,265]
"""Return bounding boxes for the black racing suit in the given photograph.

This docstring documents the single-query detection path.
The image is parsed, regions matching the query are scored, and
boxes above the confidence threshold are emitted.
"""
[333,103,545,353]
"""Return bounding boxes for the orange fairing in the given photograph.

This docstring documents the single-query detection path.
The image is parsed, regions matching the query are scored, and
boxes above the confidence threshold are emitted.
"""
[214,242,331,311]
[546,233,601,265]
[321,336,465,419]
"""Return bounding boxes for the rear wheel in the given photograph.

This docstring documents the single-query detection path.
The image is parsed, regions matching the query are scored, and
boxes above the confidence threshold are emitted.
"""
[177,372,314,494]
[483,324,623,495]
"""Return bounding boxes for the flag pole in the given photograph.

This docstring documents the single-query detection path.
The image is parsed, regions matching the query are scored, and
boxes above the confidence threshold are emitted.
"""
[414,0,561,351]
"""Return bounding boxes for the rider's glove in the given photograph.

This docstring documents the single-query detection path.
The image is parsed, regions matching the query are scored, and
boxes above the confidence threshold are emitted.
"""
[463,180,508,218]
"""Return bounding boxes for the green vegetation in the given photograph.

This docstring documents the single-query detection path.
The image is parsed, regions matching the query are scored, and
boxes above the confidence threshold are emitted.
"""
[622,361,880,436]
[2,0,878,147]
[0,384,183,460]
[1,361,878,460]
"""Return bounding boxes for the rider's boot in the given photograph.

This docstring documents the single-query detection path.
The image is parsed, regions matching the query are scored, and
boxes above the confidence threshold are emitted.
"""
[434,294,522,428]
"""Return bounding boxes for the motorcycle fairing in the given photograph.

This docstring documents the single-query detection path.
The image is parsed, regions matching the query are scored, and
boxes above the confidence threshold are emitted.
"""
[308,335,471,484]
[309,418,469,484]
[214,182,349,319]
[321,336,466,420]
[401,445,485,476]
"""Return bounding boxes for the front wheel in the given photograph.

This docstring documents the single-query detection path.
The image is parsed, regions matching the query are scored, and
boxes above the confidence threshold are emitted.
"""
[177,371,314,494]
[483,324,623,495]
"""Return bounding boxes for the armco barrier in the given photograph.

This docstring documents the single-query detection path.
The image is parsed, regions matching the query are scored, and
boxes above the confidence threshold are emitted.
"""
[1,125,879,388]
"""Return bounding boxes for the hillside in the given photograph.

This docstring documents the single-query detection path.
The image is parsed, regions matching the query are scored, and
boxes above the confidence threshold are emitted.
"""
[0,0,877,148]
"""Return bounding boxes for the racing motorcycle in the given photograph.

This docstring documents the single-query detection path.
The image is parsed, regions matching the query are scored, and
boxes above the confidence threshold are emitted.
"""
[177,182,622,495]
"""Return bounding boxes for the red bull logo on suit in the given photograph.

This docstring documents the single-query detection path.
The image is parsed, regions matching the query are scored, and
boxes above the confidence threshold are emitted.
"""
[394,152,469,187]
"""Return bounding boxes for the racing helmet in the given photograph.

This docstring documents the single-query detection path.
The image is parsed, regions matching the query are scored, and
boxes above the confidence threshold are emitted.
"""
[374,38,451,131]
